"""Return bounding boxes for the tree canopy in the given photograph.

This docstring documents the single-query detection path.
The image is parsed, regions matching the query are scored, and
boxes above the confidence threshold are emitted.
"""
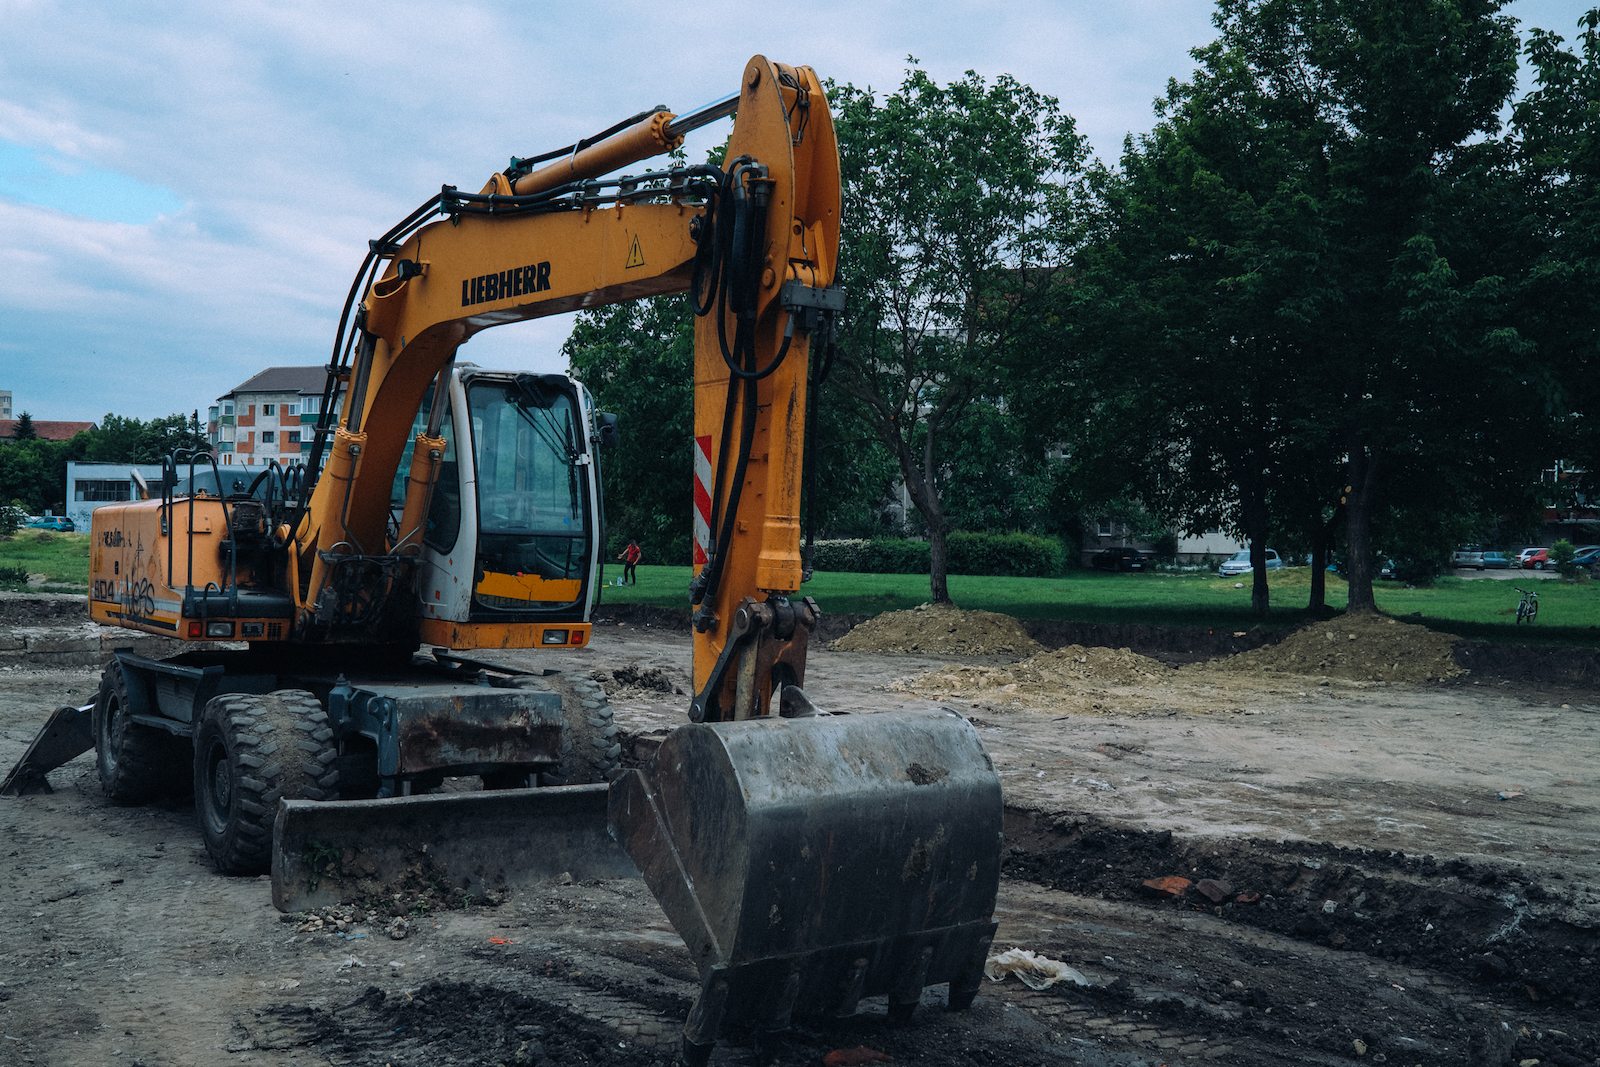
[569,8,1596,603]
[830,65,1086,602]
[1056,0,1554,613]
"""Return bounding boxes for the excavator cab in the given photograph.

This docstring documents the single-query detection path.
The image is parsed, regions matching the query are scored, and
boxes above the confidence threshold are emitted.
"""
[397,367,608,651]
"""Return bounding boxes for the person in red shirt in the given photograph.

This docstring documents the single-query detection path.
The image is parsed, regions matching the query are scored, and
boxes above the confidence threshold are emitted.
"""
[617,540,642,585]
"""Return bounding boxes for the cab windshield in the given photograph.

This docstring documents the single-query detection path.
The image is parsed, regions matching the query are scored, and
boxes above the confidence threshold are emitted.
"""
[467,378,589,609]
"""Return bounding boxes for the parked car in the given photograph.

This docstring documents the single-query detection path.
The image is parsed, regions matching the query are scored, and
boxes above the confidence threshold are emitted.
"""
[1379,559,1397,579]
[25,516,74,532]
[1092,546,1148,572]
[1572,545,1600,568]
[1515,548,1543,567]
[1218,549,1283,577]
[1522,548,1550,570]
[1451,546,1485,569]
[1480,552,1512,569]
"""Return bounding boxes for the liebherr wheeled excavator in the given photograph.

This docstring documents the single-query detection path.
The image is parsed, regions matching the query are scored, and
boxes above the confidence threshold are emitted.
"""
[1,57,1002,1058]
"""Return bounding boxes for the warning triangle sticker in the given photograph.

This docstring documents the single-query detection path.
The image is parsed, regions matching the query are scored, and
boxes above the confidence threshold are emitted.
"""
[625,235,645,269]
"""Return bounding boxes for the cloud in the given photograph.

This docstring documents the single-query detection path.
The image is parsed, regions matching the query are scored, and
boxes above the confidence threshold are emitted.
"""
[0,0,1272,419]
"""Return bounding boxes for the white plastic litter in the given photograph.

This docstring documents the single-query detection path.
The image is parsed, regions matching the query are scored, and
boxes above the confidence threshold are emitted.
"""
[984,948,1092,990]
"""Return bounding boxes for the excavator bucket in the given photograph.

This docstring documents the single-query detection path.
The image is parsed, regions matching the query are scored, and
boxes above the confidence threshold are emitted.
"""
[272,783,638,911]
[0,703,94,796]
[608,708,1002,1051]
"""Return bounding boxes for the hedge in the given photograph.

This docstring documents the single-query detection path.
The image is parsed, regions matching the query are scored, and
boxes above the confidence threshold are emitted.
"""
[810,532,1064,578]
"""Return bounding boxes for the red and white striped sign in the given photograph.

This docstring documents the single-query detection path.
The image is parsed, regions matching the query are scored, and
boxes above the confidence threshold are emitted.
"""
[692,434,713,566]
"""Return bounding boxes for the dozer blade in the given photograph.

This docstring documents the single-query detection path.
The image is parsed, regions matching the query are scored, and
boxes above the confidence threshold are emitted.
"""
[608,707,1002,1050]
[0,703,94,797]
[271,783,639,911]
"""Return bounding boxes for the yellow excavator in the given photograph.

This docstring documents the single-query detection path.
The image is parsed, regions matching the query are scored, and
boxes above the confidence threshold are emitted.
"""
[1,57,1002,1059]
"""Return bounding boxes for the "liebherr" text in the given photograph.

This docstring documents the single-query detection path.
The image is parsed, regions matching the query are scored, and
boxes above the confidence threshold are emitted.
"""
[463,262,551,306]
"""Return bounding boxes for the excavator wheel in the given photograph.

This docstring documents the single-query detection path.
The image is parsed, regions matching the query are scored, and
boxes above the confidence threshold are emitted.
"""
[532,674,621,786]
[94,660,189,804]
[194,690,339,874]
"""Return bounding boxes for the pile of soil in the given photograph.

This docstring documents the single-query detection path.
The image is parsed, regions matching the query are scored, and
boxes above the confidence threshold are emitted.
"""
[598,665,683,696]
[833,602,1043,657]
[891,644,1170,703]
[1208,612,1465,684]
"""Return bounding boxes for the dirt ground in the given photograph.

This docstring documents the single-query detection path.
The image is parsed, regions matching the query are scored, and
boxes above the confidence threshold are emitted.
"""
[1,595,1597,1067]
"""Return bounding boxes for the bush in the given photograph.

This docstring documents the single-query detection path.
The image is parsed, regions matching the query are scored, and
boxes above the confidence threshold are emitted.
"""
[1551,539,1580,580]
[810,538,928,574]
[810,532,1065,577]
[947,531,1065,577]
[1391,556,1444,586]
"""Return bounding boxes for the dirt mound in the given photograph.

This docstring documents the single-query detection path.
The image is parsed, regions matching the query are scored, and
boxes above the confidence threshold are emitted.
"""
[833,602,1043,656]
[600,665,682,695]
[1212,612,1465,684]
[893,644,1170,702]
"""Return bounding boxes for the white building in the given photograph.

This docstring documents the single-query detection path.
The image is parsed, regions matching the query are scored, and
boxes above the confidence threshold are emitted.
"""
[64,462,166,531]
[208,366,334,466]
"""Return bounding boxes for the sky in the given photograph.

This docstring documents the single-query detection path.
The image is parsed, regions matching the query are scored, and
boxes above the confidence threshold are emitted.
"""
[0,0,1588,423]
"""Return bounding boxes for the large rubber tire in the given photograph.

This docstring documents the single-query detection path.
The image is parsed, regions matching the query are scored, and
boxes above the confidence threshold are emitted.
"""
[193,690,339,874]
[537,674,622,786]
[94,660,189,804]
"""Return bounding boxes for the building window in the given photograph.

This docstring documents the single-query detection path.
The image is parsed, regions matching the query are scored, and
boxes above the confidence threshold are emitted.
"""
[287,431,300,444]
[302,396,320,414]
[1097,519,1114,537]
[75,479,130,502]
[261,431,275,444]
[285,403,299,417]
[262,403,275,416]
[223,401,233,415]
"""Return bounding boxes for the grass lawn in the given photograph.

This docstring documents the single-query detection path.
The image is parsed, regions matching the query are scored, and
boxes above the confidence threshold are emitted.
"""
[0,530,92,591]
[596,563,1600,645]
[11,535,1591,646]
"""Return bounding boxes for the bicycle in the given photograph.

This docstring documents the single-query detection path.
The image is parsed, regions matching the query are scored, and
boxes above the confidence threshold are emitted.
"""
[1515,586,1539,624]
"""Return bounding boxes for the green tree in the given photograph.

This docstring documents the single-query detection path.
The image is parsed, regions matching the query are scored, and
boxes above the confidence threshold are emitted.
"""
[83,411,209,464]
[12,412,36,441]
[1512,10,1600,475]
[831,66,1085,603]
[1063,0,1540,615]
[565,295,898,567]
[0,442,51,513]
[565,296,698,565]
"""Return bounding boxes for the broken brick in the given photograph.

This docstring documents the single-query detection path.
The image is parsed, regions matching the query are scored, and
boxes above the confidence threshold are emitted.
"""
[1141,876,1192,898]
[1195,878,1234,902]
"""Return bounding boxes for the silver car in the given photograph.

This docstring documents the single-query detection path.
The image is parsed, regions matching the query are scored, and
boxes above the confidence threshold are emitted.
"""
[1219,549,1283,577]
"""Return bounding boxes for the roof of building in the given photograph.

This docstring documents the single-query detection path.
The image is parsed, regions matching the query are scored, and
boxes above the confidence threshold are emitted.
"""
[0,419,97,441]
[223,366,328,398]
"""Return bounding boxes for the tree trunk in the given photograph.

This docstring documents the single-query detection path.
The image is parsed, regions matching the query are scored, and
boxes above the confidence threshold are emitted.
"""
[906,436,951,605]
[927,517,951,604]
[1307,506,1342,615]
[1344,442,1380,614]
[1240,470,1271,616]
[1309,542,1327,611]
